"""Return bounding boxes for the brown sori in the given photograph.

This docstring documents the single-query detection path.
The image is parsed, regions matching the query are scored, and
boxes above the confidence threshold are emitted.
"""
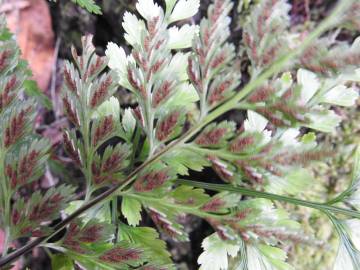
[93,115,114,146]
[195,127,228,146]
[90,75,113,108]
[156,111,180,141]
[133,170,169,192]
[99,247,142,263]
[4,107,31,148]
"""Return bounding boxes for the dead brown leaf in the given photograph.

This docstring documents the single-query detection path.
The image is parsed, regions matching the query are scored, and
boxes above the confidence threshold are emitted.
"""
[3,0,55,91]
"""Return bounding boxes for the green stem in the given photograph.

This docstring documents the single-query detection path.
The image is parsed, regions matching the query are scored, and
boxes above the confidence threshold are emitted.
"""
[145,95,155,157]
[126,193,223,219]
[199,79,210,120]
[175,179,360,219]
[185,144,245,161]
[2,193,11,255]
[82,108,94,203]
[111,197,119,243]
[111,197,118,225]
[0,147,11,257]
[84,184,92,203]
[0,152,4,212]
[129,126,141,170]
[0,1,354,267]
[1,226,10,257]
[327,188,354,205]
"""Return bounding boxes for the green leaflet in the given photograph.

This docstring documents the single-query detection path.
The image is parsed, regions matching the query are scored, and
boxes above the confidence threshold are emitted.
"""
[242,244,294,270]
[121,197,142,226]
[199,235,294,270]
[135,0,163,21]
[143,199,189,242]
[118,224,174,267]
[198,233,240,270]
[202,191,241,213]
[169,185,210,207]
[51,254,74,270]
[321,84,358,107]
[265,168,314,196]
[235,198,301,235]
[65,200,112,223]
[23,80,52,110]
[92,96,120,121]
[11,185,75,238]
[167,0,200,23]
[195,121,236,149]
[50,0,102,14]
[162,147,210,175]
[122,108,137,140]
[71,0,102,14]
[297,69,320,105]
[157,83,199,115]
[61,219,115,249]
[65,241,148,270]
[168,25,199,49]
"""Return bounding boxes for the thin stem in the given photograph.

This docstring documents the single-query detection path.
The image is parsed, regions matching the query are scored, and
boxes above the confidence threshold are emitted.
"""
[200,93,208,120]
[129,126,141,170]
[126,193,222,219]
[0,149,5,213]
[327,188,354,205]
[174,179,360,219]
[0,1,354,266]
[145,94,155,157]
[111,197,117,225]
[84,184,92,203]
[1,227,10,257]
[1,191,11,257]
[111,197,119,243]
[80,82,95,203]
[185,143,245,161]
[84,115,94,203]
[199,79,210,120]
[0,147,11,257]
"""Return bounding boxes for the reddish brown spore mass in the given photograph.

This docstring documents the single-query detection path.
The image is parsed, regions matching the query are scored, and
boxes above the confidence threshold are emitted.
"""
[134,170,168,192]
[99,247,141,263]
[156,111,180,141]
[201,197,225,212]
[195,127,227,146]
